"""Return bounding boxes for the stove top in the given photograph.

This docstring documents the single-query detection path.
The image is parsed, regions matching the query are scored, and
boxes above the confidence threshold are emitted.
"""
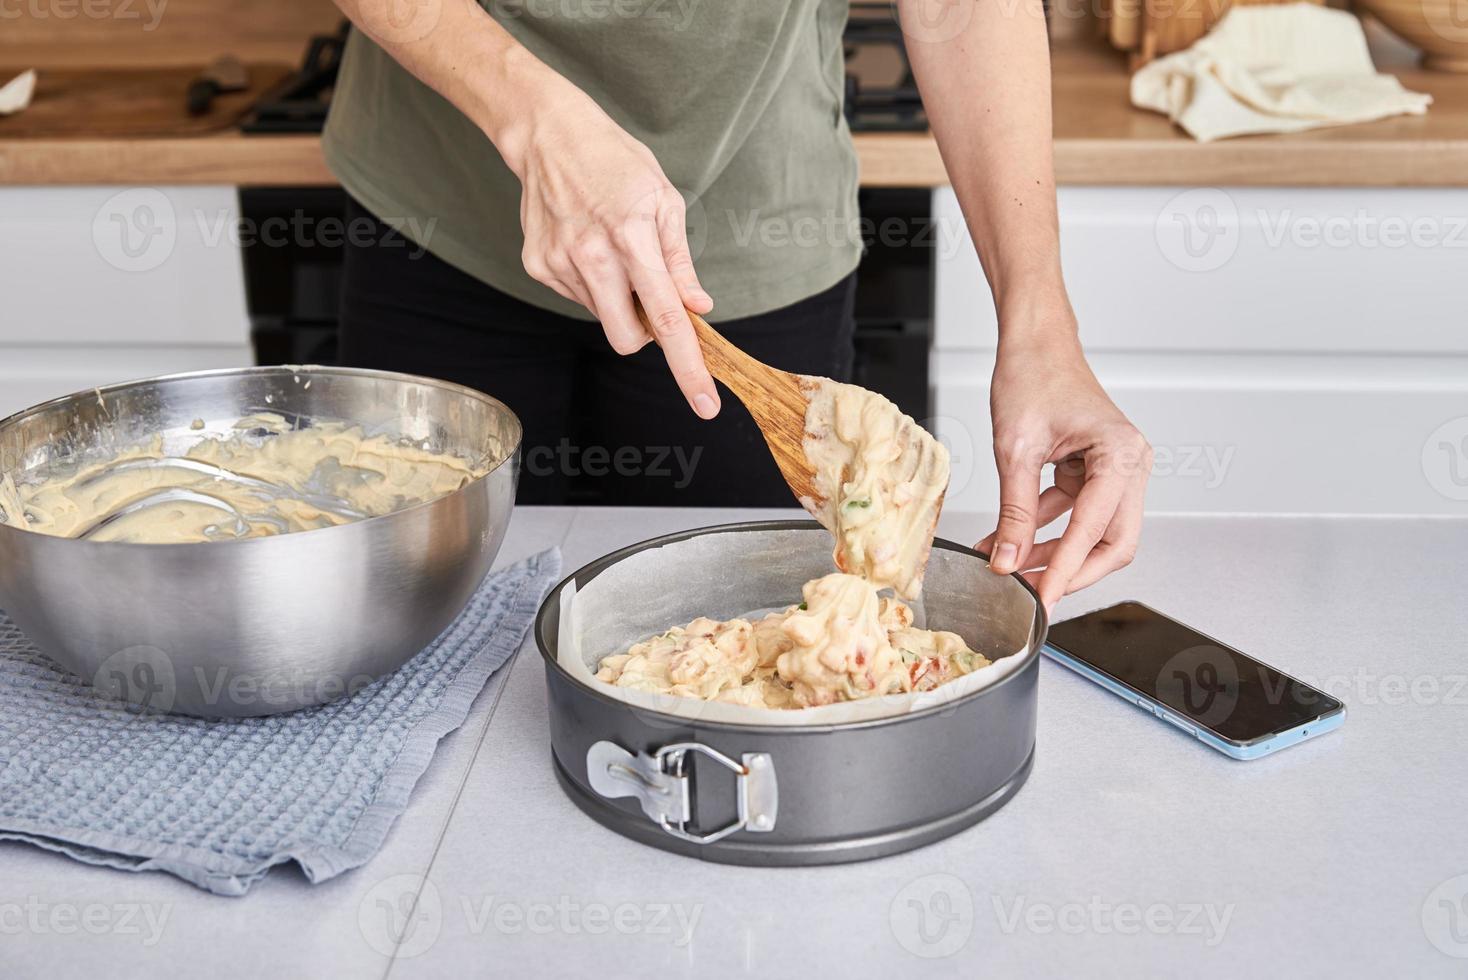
[242,10,927,137]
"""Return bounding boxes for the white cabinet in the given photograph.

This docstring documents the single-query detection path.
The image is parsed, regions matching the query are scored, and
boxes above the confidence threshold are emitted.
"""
[932,186,1468,516]
[0,186,253,417]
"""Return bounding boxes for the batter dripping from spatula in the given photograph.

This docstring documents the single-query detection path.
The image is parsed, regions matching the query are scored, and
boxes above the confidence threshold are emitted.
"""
[597,376,969,709]
[800,378,950,600]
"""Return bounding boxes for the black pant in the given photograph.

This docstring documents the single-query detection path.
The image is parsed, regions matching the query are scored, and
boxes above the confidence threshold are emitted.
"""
[337,197,857,506]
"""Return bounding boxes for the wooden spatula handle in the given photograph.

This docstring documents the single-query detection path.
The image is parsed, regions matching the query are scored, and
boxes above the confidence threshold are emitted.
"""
[633,301,774,406]
[631,297,821,502]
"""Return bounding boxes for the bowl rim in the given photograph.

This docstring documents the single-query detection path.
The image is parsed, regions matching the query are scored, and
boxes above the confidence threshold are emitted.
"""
[535,518,1048,734]
[0,364,522,550]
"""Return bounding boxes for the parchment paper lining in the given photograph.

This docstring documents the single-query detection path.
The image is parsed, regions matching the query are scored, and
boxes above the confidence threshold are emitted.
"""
[556,528,1033,727]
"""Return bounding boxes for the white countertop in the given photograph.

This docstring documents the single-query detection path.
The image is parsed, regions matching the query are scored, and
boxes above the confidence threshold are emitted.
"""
[8,507,1468,978]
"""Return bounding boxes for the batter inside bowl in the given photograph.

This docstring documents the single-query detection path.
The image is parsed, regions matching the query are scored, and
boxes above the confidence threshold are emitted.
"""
[596,383,966,710]
[596,572,989,709]
[0,413,491,543]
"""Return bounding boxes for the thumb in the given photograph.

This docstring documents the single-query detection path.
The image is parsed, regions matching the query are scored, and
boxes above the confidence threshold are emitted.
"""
[991,440,1042,574]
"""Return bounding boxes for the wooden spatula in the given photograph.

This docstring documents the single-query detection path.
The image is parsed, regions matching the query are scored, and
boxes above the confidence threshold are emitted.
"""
[635,303,822,506]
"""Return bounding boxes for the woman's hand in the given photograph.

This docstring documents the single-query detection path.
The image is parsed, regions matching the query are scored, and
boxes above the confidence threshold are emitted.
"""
[502,74,720,419]
[977,327,1152,613]
[328,0,720,418]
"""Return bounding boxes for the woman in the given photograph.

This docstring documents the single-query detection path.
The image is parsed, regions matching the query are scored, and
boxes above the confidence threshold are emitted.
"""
[322,0,1151,611]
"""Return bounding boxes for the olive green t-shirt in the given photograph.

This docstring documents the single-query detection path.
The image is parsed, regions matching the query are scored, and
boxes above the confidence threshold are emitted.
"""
[322,1,862,322]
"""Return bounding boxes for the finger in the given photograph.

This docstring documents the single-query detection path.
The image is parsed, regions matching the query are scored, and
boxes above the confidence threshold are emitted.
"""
[584,271,653,356]
[626,253,720,419]
[1035,462,1129,611]
[545,265,593,312]
[977,485,1074,554]
[988,436,1046,574]
[658,196,713,314]
[1060,470,1147,594]
[1017,538,1062,573]
[543,276,590,310]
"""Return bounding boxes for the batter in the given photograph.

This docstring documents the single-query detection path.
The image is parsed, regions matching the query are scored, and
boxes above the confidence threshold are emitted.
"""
[596,572,989,709]
[0,413,490,544]
[801,379,950,599]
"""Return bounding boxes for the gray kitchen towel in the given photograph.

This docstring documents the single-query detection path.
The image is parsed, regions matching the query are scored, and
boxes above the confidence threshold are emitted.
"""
[0,547,561,897]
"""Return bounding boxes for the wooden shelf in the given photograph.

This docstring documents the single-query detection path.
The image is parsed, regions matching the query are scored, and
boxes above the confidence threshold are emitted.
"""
[3,38,1467,188]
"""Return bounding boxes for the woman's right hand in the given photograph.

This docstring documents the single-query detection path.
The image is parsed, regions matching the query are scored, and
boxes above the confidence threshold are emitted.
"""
[499,74,721,419]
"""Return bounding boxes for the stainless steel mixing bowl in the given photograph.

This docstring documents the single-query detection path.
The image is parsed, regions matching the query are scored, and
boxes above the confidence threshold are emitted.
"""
[0,366,521,717]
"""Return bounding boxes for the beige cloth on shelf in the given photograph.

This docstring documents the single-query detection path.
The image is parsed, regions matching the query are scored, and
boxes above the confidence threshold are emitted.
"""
[1131,4,1432,142]
[0,70,36,116]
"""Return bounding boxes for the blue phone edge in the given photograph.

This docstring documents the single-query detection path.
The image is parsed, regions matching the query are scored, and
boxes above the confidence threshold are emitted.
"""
[1040,642,1346,761]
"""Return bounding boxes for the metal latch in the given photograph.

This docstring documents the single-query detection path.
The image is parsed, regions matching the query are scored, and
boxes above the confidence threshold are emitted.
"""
[587,740,778,845]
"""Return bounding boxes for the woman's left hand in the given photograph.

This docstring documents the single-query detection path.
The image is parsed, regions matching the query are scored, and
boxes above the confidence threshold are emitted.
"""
[977,327,1152,613]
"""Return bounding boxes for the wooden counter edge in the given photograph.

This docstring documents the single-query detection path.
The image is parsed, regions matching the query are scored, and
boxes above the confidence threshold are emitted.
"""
[2,131,1467,188]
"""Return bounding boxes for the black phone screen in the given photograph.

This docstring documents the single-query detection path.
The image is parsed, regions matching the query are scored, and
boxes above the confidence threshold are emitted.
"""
[1046,601,1343,743]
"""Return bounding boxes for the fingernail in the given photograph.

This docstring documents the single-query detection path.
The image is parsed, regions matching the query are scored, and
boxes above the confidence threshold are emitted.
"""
[992,542,1018,572]
[693,393,718,419]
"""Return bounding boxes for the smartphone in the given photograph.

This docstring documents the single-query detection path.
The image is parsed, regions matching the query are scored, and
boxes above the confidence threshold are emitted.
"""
[1043,601,1344,760]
